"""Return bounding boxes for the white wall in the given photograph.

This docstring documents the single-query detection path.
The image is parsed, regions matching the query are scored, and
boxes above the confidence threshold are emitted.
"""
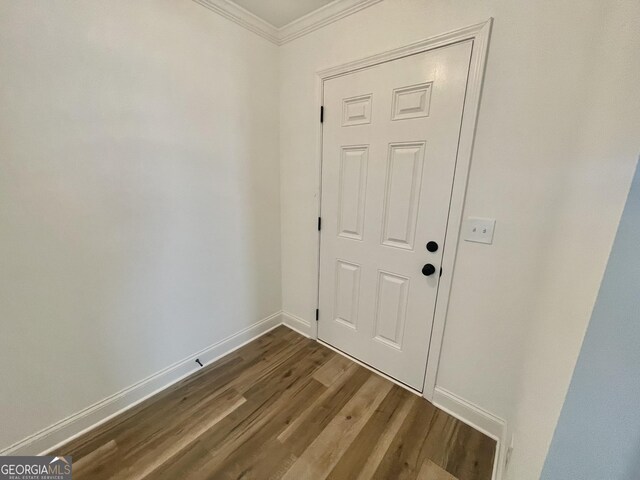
[279,1,640,478]
[0,0,280,451]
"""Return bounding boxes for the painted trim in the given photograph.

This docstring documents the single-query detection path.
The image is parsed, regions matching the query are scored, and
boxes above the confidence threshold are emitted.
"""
[313,19,494,400]
[433,386,504,441]
[0,312,283,456]
[192,0,279,44]
[192,0,382,46]
[433,387,507,480]
[423,19,493,400]
[317,21,492,78]
[278,0,383,45]
[281,311,312,338]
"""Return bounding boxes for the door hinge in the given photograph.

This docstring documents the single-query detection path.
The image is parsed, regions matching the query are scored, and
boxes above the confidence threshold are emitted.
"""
[318,217,322,231]
[320,106,324,123]
[315,309,319,321]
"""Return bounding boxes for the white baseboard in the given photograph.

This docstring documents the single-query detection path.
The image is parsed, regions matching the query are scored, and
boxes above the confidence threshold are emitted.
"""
[432,386,507,480]
[0,311,283,456]
[281,311,312,338]
[2,312,508,480]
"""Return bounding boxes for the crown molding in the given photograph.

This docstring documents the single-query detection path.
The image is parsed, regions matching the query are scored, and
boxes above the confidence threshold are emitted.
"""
[192,0,383,46]
[192,0,280,44]
[278,0,383,44]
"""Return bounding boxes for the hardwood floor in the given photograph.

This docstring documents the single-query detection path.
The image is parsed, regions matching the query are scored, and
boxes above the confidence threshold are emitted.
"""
[58,326,496,479]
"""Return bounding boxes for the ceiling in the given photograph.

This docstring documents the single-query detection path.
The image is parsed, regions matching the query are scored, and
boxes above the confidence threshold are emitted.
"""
[232,0,336,28]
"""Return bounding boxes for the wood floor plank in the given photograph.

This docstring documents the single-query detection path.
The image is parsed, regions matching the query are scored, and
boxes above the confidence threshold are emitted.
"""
[130,392,246,480]
[312,352,355,387]
[325,386,416,480]
[148,378,321,480]
[55,327,496,480]
[149,341,332,480]
[277,362,363,445]
[209,379,326,480]
[145,388,315,480]
[198,345,333,479]
[417,460,459,480]
[240,338,331,403]
[280,373,393,480]
[371,391,440,480]
[71,440,117,478]
[72,388,246,480]
[372,401,488,480]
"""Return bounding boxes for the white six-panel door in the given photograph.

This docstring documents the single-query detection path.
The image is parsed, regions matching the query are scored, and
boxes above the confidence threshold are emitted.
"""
[318,41,473,390]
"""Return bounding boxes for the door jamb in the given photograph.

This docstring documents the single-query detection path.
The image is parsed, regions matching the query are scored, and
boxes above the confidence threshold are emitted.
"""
[313,19,493,402]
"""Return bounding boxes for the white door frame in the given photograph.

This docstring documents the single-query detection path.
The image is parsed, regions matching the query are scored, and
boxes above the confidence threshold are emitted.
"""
[312,19,493,401]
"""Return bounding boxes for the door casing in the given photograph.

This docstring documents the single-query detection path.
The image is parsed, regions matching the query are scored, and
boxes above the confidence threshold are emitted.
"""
[311,19,493,402]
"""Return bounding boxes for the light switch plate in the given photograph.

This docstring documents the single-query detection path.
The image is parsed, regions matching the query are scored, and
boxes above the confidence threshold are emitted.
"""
[464,217,496,244]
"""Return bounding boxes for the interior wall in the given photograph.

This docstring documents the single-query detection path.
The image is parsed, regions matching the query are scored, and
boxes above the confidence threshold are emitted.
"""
[0,0,280,451]
[541,160,640,480]
[278,1,640,478]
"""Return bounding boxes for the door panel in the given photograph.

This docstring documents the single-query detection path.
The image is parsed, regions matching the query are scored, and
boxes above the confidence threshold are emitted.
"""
[381,141,426,249]
[334,260,361,329]
[373,270,409,349]
[342,94,373,126]
[318,41,473,390]
[338,146,368,240]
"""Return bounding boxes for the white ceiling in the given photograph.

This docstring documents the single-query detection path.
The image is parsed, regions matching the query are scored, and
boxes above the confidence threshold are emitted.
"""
[232,0,336,28]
